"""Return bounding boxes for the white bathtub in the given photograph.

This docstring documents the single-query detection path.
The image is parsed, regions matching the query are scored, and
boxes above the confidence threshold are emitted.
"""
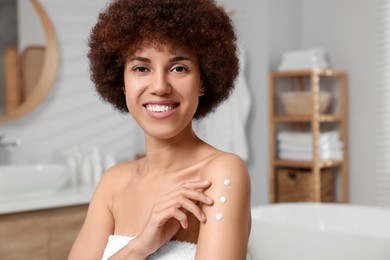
[248,203,390,260]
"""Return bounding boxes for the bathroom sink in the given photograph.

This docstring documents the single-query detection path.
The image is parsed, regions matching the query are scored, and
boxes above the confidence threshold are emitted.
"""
[0,164,69,195]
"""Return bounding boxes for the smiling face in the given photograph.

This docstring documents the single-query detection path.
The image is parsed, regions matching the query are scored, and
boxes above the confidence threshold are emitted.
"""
[124,45,203,140]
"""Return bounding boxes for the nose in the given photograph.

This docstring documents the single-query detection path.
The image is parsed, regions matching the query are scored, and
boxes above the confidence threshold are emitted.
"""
[149,70,172,95]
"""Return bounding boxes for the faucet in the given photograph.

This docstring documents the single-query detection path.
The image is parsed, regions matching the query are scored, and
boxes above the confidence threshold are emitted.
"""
[0,135,22,164]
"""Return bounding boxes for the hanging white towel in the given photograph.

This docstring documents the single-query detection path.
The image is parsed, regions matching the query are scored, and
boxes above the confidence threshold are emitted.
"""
[194,45,251,161]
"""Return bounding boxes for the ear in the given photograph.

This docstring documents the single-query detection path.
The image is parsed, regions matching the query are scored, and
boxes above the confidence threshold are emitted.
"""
[199,86,205,97]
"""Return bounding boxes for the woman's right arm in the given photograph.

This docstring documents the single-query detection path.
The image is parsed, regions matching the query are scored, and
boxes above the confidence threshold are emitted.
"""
[68,168,118,259]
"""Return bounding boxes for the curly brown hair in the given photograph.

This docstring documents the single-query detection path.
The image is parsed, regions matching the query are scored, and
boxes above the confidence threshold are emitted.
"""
[88,0,239,119]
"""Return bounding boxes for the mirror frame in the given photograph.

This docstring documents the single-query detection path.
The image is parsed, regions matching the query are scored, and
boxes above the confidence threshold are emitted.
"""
[0,0,58,123]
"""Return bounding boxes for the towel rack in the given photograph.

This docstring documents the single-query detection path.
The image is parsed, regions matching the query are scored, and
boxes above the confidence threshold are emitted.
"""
[268,69,349,203]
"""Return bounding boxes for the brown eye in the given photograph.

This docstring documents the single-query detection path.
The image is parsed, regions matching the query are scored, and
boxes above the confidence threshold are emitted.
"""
[133,66,149,72]
[171,65,188,73]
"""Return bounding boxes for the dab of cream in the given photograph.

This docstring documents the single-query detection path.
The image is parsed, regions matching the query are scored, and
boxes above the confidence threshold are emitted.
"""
[224,179,231,186]
[215,213,223,221]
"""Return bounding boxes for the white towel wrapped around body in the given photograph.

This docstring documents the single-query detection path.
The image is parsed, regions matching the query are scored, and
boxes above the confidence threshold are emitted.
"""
[102,235,252,260]
[102,235,196,260]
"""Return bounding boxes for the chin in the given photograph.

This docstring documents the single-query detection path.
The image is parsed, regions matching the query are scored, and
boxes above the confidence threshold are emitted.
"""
[145,126,184,140]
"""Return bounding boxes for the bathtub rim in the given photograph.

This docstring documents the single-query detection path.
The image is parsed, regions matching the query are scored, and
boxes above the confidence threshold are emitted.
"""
[251,202,390,239]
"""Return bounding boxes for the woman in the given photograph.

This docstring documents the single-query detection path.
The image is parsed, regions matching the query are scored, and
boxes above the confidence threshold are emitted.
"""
[69,0,251,259]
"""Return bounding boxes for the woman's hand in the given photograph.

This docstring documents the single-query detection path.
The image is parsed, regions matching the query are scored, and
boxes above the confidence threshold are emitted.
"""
[135,180,214,257]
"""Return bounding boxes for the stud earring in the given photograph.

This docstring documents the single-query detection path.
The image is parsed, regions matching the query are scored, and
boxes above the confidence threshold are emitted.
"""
[199,88,205,97]
[122,87,126,94]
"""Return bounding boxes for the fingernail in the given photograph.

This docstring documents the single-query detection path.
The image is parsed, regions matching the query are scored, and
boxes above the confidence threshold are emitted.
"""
[206,196,213,203]
[203,181,210,184]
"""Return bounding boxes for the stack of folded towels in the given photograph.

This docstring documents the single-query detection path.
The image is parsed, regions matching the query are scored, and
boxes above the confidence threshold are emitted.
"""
[277,130,343,161]
[277,47,329,71]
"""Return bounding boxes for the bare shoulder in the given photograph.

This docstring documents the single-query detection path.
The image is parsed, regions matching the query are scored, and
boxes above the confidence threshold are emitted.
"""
[200,152,250,188]
[89,159,140,213]
[199,152,250,208]
[196,152,251,260]
[97,160,138,191]
[86,160,138,212]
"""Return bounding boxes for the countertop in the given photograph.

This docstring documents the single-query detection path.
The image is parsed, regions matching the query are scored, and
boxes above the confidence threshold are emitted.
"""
[0,185,94,215]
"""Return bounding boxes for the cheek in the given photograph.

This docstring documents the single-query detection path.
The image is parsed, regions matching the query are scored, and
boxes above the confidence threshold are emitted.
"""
[125,94,134,113]
[185,84,201,114]
[123,80,137,113]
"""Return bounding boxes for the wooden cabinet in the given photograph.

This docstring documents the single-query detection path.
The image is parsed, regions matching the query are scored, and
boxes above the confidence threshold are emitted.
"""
[0,205,88,260]
[268,69,348,203]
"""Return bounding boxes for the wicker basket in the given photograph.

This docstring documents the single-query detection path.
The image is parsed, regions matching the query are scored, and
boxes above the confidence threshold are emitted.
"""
[280,91,331,115]
[276,169,335,202]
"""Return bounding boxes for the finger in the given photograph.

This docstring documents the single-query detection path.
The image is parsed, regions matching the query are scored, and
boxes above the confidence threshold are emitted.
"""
[159,183,213,206]
[176,187,214,206]
[153,206,189,229]
[157,192,207,223]
[174,196,207,223]
[171,208,189,229]
[159,188,213,209]
[179,180,212,191]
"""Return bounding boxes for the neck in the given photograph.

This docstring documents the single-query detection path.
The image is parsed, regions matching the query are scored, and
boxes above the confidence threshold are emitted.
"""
[142,124,204,175]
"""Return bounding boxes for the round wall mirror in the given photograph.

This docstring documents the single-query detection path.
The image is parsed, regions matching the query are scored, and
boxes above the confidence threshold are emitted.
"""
[0,0,58,123]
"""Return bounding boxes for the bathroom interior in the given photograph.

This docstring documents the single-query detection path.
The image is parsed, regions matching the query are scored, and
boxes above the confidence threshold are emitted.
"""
[0,0,389,259]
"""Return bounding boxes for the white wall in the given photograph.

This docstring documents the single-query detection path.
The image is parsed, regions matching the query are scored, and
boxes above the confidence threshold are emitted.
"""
[268,0,302,69]
[301,0,376,205]
[218,0,269,205]
[17,0,45,51]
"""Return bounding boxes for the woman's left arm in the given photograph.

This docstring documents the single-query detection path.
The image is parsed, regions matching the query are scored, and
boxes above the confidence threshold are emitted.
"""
[196,153,251,260]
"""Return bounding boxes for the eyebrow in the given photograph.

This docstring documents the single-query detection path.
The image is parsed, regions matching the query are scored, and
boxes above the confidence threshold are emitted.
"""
[169,56,193,62]
[129,56,193,63]
[129,56,151,63]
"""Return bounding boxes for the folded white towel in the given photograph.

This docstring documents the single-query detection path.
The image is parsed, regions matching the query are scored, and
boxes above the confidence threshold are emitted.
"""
[277,131,340,144]
[281,47,326,60]
[279,150,343,161]
[278,140,343,152]
[277,47,329,71]
[278,61,329,71]
[280,56,327,64]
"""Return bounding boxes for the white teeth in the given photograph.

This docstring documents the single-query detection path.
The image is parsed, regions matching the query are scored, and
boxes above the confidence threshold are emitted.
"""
[146,104,175,112]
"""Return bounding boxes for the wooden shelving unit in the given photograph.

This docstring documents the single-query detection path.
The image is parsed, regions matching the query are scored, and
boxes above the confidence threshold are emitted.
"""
[268,69,349,203]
